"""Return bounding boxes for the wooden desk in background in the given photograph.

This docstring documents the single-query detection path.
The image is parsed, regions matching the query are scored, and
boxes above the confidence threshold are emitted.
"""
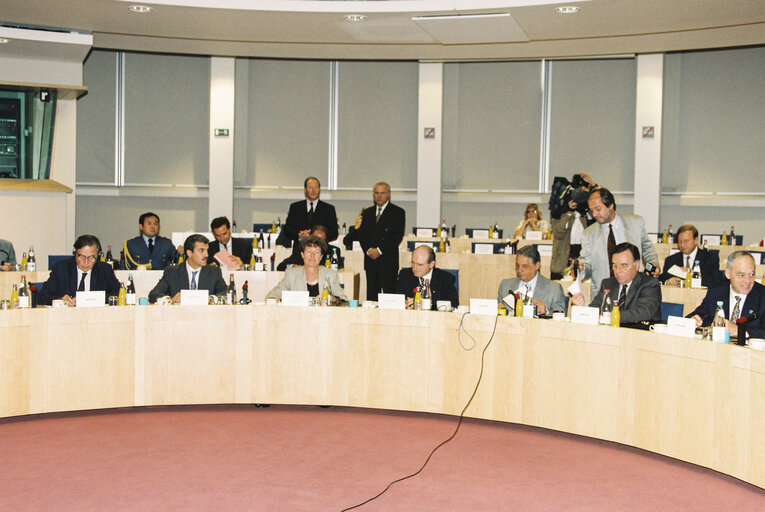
[1,307,763,488]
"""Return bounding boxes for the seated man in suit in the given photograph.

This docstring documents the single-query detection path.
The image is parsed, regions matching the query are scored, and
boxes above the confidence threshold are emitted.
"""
[38,235,121,306]
[659,224,724,288]
[276,176,338,248]
[498,244,566,315]
[572,242,661,324]
[148,234,227,304]
[690,251,765,338]
[123,212,177,270]
[396,245,459,309]
[0,238,16,270]
[277,225,342,271]
[208,216,251,267]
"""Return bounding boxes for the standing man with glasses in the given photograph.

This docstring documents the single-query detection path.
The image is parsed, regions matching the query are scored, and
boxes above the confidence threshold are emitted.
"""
[38,235,121,306]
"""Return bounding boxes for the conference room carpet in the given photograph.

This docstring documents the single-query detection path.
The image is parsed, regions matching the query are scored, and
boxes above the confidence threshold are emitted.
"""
[1,405,762,511]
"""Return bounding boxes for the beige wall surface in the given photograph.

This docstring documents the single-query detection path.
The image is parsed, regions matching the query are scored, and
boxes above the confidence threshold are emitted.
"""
[1,306,763,488]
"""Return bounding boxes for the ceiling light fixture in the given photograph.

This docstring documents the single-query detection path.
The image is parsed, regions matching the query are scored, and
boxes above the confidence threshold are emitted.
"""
[0,38,9,44]
[344,14,366,22]
[412,12,510,21]
[129,5,153,14]
[555,6,581,14]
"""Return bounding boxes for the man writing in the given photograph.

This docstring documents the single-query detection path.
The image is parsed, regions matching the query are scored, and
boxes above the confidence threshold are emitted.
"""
[148,234,226,304]
[208,216,251,267]
[357,182,406,300]
[578,188,659,298]
[277,177,338,248]
[689,251,765,338]
[498,245,566,315]
[123,212,177,270]
[572,242,661,324]
[38,235,121,306]
[659,224,723,287]
[396,245,459,310]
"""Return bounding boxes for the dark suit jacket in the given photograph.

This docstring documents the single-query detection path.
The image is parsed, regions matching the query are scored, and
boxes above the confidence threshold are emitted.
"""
[689,282,765,337]
[208,237,252,264]
[395,267,459,309]
[357,203,406,270]
[38,258,121,305]
[148,263,227,303]
[659,248,724,288]
[281,199,338,246]
[123,235,177,270]
[590,272,662,323]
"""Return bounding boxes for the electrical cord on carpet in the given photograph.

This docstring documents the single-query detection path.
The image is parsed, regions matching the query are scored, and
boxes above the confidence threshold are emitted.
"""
[340,312,501,511]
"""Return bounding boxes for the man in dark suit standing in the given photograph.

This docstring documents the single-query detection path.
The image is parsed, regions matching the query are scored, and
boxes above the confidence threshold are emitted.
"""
[38,235,121,306]
[690,251,765,338]
[358,182,406,300]
[396,245,458,309]
[277,177,338,248]
[659,224,724,288]
[148,234,227,303]
[208,216,252,266]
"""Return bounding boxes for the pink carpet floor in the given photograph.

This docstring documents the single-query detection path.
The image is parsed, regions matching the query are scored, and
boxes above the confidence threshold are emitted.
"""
[1,405,762,511]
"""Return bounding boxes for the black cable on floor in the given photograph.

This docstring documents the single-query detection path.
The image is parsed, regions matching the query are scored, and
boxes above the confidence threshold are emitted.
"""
[340,312,501,511]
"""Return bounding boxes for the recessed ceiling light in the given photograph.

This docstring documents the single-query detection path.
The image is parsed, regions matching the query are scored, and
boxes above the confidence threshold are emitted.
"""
[129,5,153,14]
[556,6,580,14]
[0,38,9,44]
[344,14,367,22]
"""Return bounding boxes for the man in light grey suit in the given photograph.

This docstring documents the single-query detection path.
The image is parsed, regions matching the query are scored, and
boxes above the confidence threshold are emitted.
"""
[578,188,659,299]
[498,245,566,315]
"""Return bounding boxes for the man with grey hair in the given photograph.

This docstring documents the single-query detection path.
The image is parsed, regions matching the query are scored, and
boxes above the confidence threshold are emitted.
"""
[690,250,765,338]
[498,244,566,315]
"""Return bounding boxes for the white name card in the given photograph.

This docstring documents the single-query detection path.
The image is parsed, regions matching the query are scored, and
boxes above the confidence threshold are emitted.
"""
[751,253,762,264]
[416,228,434,238]
[470,298,497,316]
[472,229,489,239]
[571,305,599,325]
[703,235,721,246]
[76,291,106,307]
[180,289,209,305]
[646,233,658,243]
[282,291,310,307]
[378,293,406,310]
[473,243,495,255]
[525,231,543,241]
[666,316,696,338]
[537,244,553,256]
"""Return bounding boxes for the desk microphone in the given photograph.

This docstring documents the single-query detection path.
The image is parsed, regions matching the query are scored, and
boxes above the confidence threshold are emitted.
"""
[735,312,758,324]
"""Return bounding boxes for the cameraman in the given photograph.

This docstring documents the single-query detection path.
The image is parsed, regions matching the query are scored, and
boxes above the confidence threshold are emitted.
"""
[549,173,596,280]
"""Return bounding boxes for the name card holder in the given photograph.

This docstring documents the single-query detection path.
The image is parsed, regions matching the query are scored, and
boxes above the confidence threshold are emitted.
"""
[282,291,310,307]
[470,298,497,316]
[666,316,696,338]
[378,293,406,310]
[180,290,209,306]
[76,291,106,307]
[571,305,599,325]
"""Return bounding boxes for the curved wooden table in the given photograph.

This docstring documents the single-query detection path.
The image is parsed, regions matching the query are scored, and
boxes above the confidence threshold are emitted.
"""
[1,306,763,488]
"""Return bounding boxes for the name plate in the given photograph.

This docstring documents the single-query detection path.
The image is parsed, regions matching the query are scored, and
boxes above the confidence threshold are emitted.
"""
[378,293,406,310]
[416,228,434,238]
[76,291,106,307]
[571,305,599,325]
[525,231,542,241]
[703,235,720,245]
[537,244,553,256]
[180,289,209,305]
[470,298,497,316]
[666,316,696,338]
[472,229,489,239]
[473,243,495,255]
[282,291,310,307]
[646,233,658,243]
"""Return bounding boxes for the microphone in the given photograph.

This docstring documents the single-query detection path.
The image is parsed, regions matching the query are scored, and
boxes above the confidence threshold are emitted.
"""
[736,311,757,346]
[735,312,758,324]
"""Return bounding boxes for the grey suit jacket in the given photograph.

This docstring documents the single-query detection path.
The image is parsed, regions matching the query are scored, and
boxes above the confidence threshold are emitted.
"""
[578,213,658,298]
[497,273,567,314]
[148,263,227,302]
[266,266,347,302]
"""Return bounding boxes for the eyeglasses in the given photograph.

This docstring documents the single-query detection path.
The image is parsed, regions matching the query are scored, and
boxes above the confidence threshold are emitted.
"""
[76,253,97,262]
[611,263,635,271]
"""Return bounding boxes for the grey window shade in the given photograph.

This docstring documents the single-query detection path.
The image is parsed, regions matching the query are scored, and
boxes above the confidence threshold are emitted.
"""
[442,61,542,192]
[234,58,330,188]
[336,61,418,190]
[77,50,116,184]
[124,52,210,185]
[662,47,765,194]
[548,59,636,192]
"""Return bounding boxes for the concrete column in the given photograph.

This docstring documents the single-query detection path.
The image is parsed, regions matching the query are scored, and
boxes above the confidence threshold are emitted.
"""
[416,62,443,227]
[633,54,663,231]
[208,57,236,224]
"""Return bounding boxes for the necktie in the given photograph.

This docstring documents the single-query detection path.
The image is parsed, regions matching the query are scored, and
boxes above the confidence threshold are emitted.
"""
[685,255,690,269]
[78,272,87,292]
[607,224,616,276]
[376,207,382,223]
[617,285,627,308]
[419,277,425,288]
[731,296,741,322]
[309,202,314,214]
[148,238,154,253]
[190,270,198,290]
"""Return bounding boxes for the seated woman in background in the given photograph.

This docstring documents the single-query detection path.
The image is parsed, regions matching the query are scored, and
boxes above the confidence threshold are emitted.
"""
[266,235,347,304]
[513,203,549,239]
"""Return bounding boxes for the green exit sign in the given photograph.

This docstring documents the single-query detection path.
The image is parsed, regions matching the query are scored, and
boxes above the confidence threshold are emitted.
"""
[214,128,230,137]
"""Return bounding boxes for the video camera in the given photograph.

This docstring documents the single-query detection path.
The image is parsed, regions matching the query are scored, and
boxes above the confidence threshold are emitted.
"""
[548,173,594,219]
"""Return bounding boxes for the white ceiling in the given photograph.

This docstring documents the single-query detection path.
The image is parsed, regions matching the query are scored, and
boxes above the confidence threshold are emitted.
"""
[1,0,764,61]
